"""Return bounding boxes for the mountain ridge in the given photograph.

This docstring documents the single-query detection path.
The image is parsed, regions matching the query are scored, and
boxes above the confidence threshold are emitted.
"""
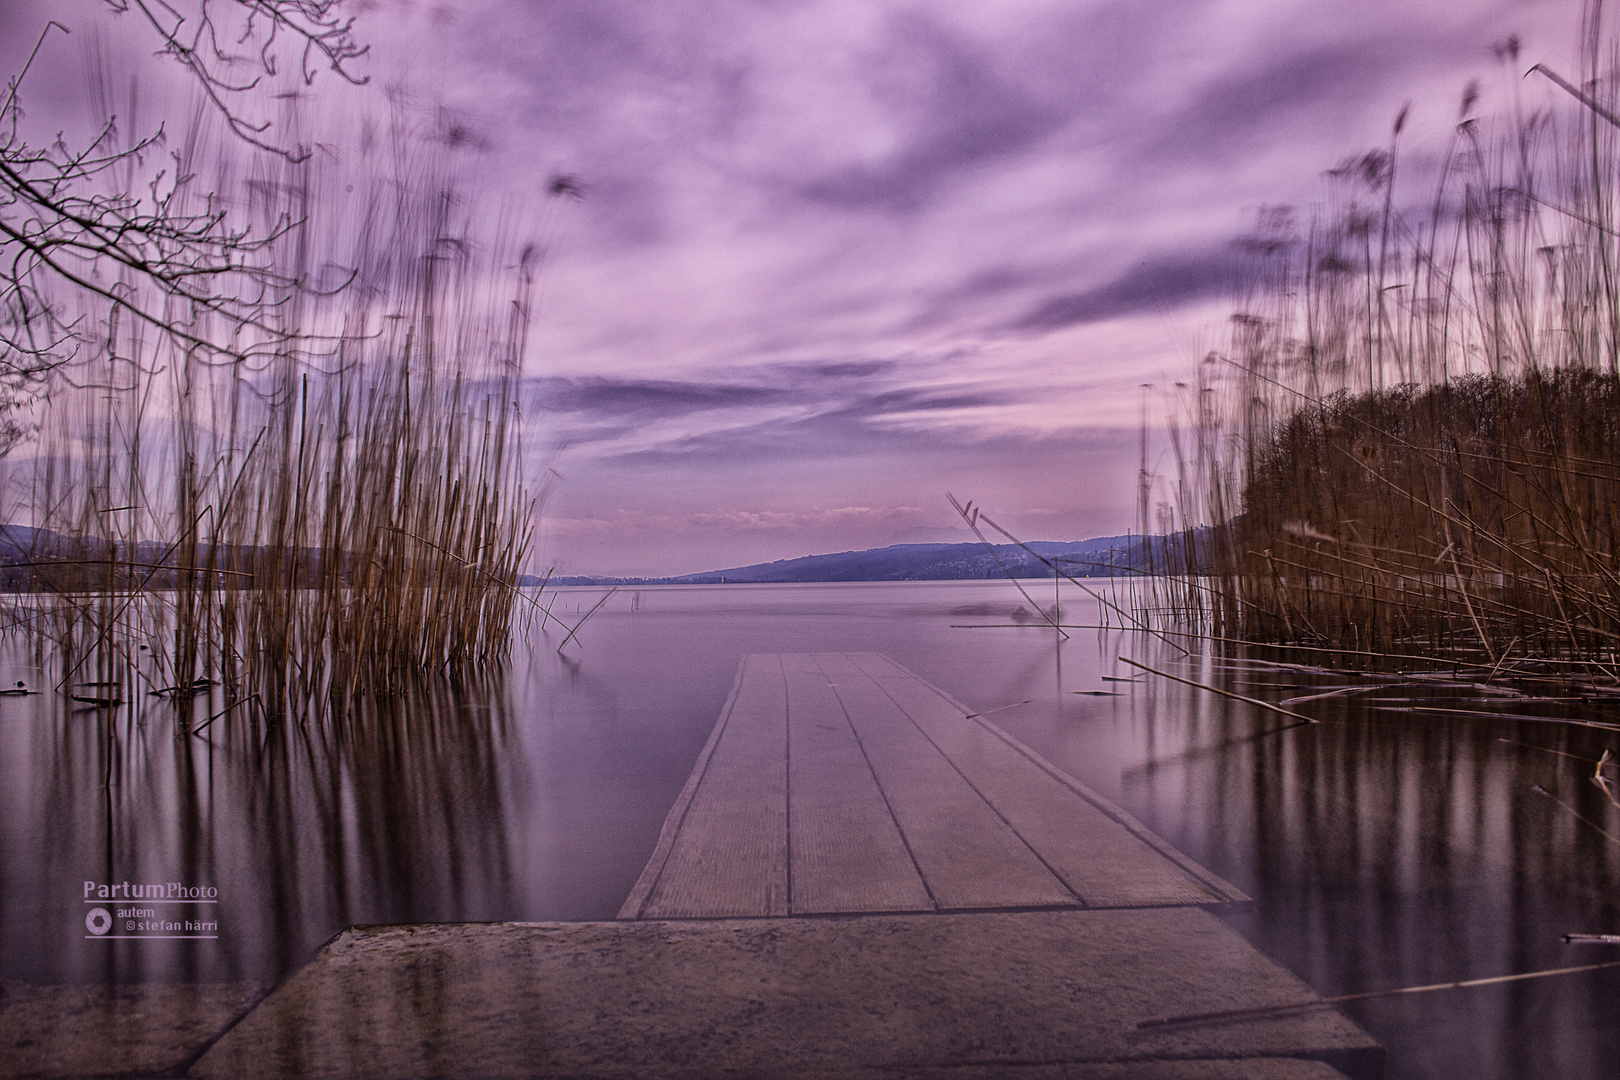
[550,531,1205,585]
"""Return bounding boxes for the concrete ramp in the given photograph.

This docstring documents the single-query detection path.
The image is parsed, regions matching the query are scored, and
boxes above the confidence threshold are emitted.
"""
[189,911,1381,1080]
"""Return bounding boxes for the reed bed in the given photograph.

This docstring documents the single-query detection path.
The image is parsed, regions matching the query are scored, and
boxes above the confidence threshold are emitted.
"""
[5,99,540,729]
[1149,12,1620,674]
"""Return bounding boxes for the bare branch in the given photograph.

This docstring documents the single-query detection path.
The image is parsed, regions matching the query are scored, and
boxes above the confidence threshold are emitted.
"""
[0,1,371,428]
[109,0,369,161]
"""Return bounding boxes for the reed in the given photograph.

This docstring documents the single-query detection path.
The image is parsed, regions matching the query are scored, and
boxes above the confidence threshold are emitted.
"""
[1155,11,1620,672]
[6,95,541,728]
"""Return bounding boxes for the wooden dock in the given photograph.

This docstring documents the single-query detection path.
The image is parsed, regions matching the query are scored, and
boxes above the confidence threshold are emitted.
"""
[73,653,1385,1079]
[621,652,1247,919]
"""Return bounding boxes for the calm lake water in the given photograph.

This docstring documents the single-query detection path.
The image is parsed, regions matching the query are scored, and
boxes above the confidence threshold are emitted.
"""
[2,580,1618,1079]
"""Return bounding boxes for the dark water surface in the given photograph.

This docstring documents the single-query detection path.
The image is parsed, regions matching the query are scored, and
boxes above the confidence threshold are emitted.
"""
[1,580,1617,1078]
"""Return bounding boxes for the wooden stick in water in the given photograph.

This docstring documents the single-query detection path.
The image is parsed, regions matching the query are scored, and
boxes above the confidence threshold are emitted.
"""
[1532,784,1620,846]
[1138,958,1620,1029]
[1594,749,1620,810]
[190,693,260,735]
[1497,737,1606,764]
[557,587,617,653]
[1119,656,1318,724]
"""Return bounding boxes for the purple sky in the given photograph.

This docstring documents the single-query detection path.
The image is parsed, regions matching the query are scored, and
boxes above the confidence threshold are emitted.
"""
[7,0,1586,575]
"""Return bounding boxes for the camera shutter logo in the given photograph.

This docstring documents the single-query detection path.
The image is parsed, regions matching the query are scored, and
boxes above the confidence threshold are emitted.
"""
[85,908,112,935]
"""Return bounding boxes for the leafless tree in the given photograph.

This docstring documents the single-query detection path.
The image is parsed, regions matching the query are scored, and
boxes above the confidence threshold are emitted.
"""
[0,1,367,450]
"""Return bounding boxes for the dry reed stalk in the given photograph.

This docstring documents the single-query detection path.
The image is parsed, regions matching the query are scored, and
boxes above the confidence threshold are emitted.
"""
[0,92,548,731]
[1141,11,1620,685]
[1594,749,1620,809]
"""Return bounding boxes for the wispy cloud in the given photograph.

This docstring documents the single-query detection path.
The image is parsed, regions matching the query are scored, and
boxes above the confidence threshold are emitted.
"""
[1012,247,1244,331]
[15,0,1581,574]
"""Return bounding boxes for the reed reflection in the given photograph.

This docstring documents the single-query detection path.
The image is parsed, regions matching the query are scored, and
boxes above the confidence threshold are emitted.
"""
[5,582,1619,1078]
[3,652,524,986]
[1116,652,1620,1080]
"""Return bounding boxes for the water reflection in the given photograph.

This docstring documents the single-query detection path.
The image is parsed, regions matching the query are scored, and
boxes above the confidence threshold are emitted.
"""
[3,661,525,985]
[1,580,1617,1079]
[1081,661,1620,1080]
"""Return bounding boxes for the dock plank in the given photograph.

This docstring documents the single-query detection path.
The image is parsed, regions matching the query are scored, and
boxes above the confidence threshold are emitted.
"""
[811,652,1077,911]
[782,654,933,914]
[632,653,791,919]
[849,653,1243,908]
[624,652,1246,920]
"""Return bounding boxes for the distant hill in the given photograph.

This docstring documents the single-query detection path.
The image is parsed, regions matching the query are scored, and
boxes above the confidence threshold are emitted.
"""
[0,525,554,592]
[0,525,1205,591]
[551,530,1210,585]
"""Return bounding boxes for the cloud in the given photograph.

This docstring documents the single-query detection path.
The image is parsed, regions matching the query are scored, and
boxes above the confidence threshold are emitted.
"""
[548,504,931,537]
[1012,247,1244,331]
[16,0,1581,578]
[524,357,1046,462]
[1148,40,1420,163]
[686,505,927,531]
[544,374,1023,465]
[533,376,786,420]
[795,12,1064,213]
[427,0,1586,573]
[787,360,894,379]
[537,420,1149,574]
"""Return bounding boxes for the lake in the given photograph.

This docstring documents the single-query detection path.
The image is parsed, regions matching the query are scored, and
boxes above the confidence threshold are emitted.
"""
[1,579,1617,1079]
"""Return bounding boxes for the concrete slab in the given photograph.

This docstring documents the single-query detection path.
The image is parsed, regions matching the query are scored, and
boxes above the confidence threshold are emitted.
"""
[0,980,266,1079]
[788,1064,1354,1080]
[189,909,1381,1080]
